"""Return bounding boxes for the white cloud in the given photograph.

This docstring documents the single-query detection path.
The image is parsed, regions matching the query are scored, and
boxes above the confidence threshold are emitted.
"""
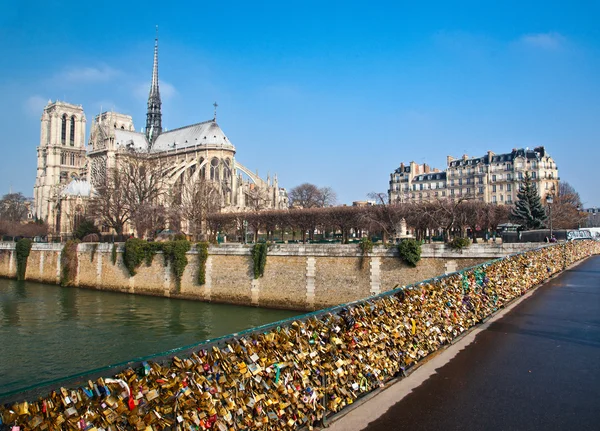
[23,95,48,116]
[58,65,120,83]
[133,80,177,100]
[519,32,566,50]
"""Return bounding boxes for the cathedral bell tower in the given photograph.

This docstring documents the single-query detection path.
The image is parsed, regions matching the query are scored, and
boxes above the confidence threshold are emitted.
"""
[33,101,87,225]
[145,28,162,146]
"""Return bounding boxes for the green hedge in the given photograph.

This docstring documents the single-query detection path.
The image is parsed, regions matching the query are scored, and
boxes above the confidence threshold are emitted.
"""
[123,239,192,289]
[251,243,268,279]
[398,239,422,267]
[15,238,32,281]
[197,242,210,285]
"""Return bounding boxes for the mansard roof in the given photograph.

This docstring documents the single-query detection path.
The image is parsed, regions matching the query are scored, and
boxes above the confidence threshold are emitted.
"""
[152,119,234,152]
[413,172,447,182]
[449,146,548,167]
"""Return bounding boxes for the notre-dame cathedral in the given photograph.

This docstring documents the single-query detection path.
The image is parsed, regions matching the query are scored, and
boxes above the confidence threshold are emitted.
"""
[33,35,288,235]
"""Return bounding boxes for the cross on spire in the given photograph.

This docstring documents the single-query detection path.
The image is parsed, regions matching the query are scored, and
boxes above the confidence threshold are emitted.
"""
[213,102,218,121]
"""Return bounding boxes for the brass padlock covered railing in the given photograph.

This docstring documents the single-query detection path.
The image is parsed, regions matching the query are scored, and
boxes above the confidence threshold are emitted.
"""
[1,241,598,431]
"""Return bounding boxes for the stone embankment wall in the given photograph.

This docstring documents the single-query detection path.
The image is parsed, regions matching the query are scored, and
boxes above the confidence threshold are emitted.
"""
[2,241,598,430]
[0,242,540,310]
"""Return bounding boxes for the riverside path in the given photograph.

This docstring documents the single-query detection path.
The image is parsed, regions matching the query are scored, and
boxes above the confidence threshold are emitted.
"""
[328,255,600,431]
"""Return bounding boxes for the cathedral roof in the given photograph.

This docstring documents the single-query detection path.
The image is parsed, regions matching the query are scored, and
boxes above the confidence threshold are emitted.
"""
[152,120,234,152]
[114,129,149,151]
[62,180,92,197]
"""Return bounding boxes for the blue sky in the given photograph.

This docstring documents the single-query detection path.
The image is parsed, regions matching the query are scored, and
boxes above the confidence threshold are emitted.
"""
[1,1,599,206]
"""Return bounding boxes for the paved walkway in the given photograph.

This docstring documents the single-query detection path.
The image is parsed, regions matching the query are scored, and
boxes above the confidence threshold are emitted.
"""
[327,255,600,431]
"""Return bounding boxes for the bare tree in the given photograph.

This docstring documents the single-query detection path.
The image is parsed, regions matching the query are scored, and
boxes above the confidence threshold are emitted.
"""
[179,177,222,241]
[549,181,585,229]
[133,203,167,239]
[361,192,405,242]
[317,186,337,207]
[457,200,487,242]
[0,193,29,222]
[89,152,166,237]
[288,183,337,208]
[88,166,131,235]
[246,186,271,211]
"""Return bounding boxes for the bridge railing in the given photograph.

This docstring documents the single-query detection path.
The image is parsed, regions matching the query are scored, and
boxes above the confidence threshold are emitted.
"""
[1,241,598,430]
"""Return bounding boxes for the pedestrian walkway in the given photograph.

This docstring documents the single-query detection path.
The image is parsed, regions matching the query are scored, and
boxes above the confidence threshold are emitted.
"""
[327,255,600,431]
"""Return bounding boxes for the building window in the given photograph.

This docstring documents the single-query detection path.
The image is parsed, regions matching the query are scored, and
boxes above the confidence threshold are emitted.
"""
[500,195,504,202]
[442,191,446,197]
[492,185,497,192]
[60,152,66,165]
[459,179,463,185]
[450,189,455,196]
[518,172,523,180]
[61,114,67,144]
[466,187,471,194]
[70,116,76,145]
[500,184,503,191]
[531,172,537,179]
[492,196,497,203]
[507,174,512,181]
[210,157,220,181]
[507,184,512,192]
[478,187,484,194]
[70,153,75,166]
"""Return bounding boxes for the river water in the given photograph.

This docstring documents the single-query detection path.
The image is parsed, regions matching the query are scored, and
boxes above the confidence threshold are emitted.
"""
[0,279,300,396]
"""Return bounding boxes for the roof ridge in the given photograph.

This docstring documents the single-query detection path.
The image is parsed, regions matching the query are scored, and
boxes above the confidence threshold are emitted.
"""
[160,119,216,134]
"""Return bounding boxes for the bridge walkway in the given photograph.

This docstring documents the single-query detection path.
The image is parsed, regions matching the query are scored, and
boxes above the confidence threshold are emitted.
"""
[327,255,600,431]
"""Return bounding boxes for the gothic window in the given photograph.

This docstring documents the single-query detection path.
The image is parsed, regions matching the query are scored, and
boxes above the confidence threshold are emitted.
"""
[223,159,231,180]
[61,152,66,165]
[70,153,75,166]
[210,158,220,181]
[70,116,76,145]
[61,115,67,144]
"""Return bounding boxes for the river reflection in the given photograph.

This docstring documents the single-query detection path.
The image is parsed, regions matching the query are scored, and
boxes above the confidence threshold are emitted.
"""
[0,279,299,395]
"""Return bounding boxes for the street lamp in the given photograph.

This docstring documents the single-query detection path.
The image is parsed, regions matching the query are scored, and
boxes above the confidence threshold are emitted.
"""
[547,194,553,239]
[577,205,581,229]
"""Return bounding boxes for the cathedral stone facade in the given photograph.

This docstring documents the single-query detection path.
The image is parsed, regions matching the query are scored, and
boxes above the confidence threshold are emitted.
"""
[33,35,287,236]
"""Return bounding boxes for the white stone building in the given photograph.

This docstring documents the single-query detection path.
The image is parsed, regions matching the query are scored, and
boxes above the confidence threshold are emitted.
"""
[389,147,559,205]
[33,35,287,235]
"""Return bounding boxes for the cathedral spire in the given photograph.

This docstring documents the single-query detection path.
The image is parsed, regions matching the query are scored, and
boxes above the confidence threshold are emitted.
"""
[146,25,162,146]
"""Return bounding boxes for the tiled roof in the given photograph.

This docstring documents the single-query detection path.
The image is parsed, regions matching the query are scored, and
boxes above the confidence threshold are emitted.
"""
[152,120,233,152]
[114,129,149,151]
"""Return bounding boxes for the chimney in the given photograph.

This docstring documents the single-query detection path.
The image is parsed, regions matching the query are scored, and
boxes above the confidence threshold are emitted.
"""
[424,163,430,174]
[447,155,454,166]
[462,154,468,161]
[487,150,494,163]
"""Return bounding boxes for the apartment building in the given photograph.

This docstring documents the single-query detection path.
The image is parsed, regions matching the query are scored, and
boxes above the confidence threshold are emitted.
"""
[389,146,559,205]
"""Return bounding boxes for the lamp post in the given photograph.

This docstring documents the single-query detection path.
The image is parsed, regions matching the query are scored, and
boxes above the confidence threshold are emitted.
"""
[547,194,553,238]
[577,205,581,229]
